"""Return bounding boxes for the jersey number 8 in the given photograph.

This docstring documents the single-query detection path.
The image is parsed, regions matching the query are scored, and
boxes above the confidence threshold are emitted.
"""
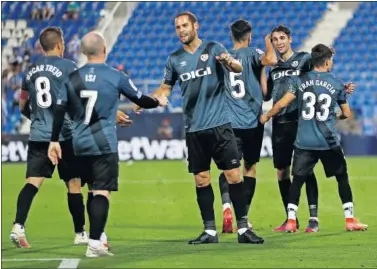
[80,90,98,124]
[35,77,52,108]
[229,72,245,99]
[302,92,331,121]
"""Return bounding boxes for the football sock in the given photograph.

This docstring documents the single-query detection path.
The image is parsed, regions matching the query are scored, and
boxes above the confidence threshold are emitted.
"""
[306,174,319,218]
[336,173,353,204]
[278,178,291,216]
[15,183,39,226]
[67,193,85,233]
[288,176,306,207]
[87,192,94,218]
[196,184,216,231]
[343,202,354,219]
[243,176,256,214]
[89,195,109,240]
[228,182,248,229]
[218,173,231,209]
[287,203,299,220]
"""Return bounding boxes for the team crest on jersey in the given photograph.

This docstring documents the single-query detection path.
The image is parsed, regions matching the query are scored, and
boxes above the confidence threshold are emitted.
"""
[291,61,299,67]
[200,54,209,62]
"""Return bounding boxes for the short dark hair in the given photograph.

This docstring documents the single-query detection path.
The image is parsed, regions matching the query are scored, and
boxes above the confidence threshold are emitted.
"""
[230,19,252,42]
[311,44,334,67]
[271,24,291,37]
[39,27,64,52]
[175,11,198,24]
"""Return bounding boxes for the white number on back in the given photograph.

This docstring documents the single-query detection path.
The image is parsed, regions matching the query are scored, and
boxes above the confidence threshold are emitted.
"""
[35,76,52,108]
[229,72,245,99]
[80,90,98,124]
[302,92,331,121]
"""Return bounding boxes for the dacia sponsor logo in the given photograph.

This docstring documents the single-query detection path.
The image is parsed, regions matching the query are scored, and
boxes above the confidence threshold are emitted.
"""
[272,70,301,80]
[180,67,212,82]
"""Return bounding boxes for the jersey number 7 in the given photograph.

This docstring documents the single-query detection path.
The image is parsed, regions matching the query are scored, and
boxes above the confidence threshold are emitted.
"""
[80,90,98,124]
[229,72,246,99]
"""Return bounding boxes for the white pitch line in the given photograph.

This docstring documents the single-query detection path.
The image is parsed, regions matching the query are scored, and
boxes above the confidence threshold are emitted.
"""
[2,258,81,269]
[57,258,81,269]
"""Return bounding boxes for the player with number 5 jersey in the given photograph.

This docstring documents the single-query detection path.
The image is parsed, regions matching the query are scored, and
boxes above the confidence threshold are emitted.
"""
[218,19,278,233]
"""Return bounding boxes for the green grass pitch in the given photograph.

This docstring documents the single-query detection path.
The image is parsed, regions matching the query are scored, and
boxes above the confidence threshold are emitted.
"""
[1,157,376,268]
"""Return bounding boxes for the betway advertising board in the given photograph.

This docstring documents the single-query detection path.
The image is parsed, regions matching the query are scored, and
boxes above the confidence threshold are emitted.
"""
[2,113,274,163]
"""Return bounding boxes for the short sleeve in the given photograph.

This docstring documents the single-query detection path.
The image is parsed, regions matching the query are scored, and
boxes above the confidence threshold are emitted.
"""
[118,72,143,100]
[252,48,265,67]
[287,77,299,96]
[67,61,78,74]
[211,42,228,56]
[57,80,69,106]
[337,83,347,105]
[301,53,312,72]
[162,56,177,86]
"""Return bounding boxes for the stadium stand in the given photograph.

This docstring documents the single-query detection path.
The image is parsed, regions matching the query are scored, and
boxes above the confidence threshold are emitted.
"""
[1,2,105,134]
[331,1,377,136]
[1,1,376,135]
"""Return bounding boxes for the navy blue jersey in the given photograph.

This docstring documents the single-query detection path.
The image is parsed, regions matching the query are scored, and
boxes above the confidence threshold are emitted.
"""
[225,47,265,129]
[288,70,347,150]
[58,63,144,156]
[268,52,312,122]
[22,56,77,141]
[163,41,230,132]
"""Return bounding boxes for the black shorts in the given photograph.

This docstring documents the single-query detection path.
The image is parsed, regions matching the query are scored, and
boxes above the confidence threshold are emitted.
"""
[77,153,119,191]
[272,121,298,169]
[233,122,264,166]
[292,146,347,178]
[186,123,240,174]
[26,139,80,181]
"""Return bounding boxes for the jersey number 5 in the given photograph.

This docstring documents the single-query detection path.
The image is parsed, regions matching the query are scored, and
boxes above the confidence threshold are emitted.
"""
[80,90,98,124]
[302,92,331,121]
[35,77,52,108]
[229,72,245,99]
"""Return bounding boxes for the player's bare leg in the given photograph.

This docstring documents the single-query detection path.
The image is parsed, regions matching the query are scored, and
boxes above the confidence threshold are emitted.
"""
[188,171,219,244]
[10,177,44,248]
[218,173,233,233]
[336,173,368,232]
[86,190,113,257]
[66,178,88,245]
[224,168,263,244]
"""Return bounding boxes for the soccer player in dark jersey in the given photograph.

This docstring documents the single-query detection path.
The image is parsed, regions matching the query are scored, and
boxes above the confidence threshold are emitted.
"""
[260,44,368,233]
[11,27,131,249]
[10,27,87,248]
[48,31,168,257]
[265,25,320,233]
[143,12,264,244]
[218,19,278,233]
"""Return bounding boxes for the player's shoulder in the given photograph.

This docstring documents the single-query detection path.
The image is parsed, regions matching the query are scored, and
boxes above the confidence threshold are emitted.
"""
[294,51,311,60]
[329,73,345,88]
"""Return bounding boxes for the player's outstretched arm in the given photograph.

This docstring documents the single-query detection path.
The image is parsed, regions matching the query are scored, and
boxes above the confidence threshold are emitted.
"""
[261,34,278,66]
[134,83,172,114]
[216,53,243,73]
[48,104,66,165]
[337,103,351,120]
[116,110,133,127]
[260,92,296,124]
[260,67,268,98]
